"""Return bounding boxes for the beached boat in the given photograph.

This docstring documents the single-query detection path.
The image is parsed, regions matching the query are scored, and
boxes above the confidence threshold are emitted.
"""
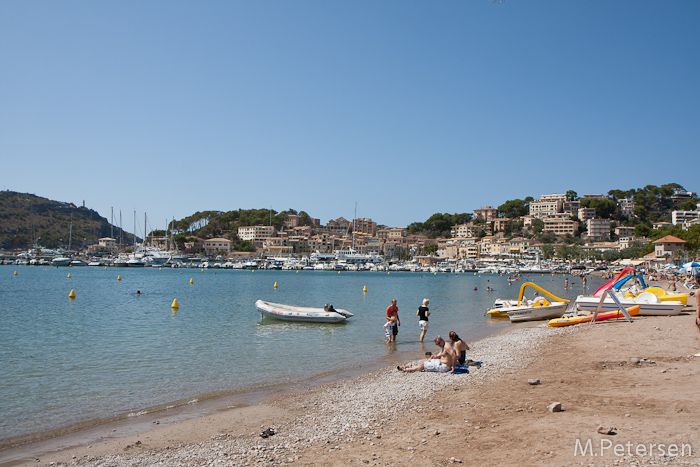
[574,292,684,316]
[548,305,640,327]
[487,282,570,322]
[255,300,353,323]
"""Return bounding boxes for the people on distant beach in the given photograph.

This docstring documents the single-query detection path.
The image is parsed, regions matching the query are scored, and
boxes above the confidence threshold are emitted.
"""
[695,273,700,357]
[449,331,470,366]
[383,316,397,344]
[417,298,430,343]
[399,336,455,373]
[386,299,400,342]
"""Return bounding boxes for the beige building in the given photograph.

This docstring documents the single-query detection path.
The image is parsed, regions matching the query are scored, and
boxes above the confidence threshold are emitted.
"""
[451,223,484,238]
[283,214,299,228]
[203,238,232,254]
[543,217,577,236]
[473,206,499,222]
[492,218,511,232]
[353,218,377,237]
[577,207,596,222]
[615,226,636,237]
[563,200,581,216]
[238,225,276,241]
[377,227,407,240]
[618,198,635,217]
[653,235,686,259]
[586,218,611,240]
[529,194,566,219]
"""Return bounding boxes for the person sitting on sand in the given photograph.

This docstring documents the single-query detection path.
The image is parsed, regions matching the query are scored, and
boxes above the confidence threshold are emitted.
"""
[383,316,397,344]
[399,336,455,373]
[449,331,470,366]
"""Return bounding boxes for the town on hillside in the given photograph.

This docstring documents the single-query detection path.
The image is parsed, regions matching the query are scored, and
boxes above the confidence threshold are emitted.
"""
[2,185,699,270]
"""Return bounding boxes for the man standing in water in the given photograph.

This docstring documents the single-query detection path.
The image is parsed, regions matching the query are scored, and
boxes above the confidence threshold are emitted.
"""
[386,298,400,342]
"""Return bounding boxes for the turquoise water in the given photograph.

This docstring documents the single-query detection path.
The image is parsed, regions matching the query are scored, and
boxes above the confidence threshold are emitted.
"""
[0,266,603,444]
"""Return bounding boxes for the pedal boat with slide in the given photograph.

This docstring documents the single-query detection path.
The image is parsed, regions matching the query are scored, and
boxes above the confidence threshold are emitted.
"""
[486,282,570,322]
[255,299,354,323]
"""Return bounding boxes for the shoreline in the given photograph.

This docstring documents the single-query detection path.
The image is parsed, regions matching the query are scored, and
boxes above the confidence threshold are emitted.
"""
[4,277,697,466]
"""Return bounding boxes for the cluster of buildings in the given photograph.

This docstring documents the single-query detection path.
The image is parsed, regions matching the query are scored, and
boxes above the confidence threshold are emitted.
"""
[88,190,699,262]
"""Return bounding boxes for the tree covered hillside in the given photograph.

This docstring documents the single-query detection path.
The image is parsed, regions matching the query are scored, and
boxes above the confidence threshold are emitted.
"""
[0,191,135,251]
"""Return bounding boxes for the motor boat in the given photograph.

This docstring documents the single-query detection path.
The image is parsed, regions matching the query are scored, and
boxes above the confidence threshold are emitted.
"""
[255,300,353,323]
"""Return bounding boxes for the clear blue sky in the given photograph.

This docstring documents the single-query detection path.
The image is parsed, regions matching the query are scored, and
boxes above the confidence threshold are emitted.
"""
[1,1,698,234]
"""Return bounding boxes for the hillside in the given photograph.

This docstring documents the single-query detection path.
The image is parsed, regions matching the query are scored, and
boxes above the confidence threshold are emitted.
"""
[0,191,135,251]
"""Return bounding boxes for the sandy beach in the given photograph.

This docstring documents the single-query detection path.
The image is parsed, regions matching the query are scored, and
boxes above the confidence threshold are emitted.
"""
[3,288,699,467]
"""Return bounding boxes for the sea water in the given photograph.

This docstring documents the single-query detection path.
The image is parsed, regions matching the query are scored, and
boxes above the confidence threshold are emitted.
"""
[0,266,603,445]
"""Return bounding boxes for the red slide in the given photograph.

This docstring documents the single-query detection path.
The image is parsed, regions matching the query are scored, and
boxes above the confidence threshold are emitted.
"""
[592,266,636,297]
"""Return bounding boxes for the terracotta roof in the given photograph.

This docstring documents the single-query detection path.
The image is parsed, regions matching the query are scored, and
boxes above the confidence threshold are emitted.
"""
[652,235,686,244]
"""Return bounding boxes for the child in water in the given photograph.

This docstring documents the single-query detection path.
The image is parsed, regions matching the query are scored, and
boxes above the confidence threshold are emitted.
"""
[383,316,397,344]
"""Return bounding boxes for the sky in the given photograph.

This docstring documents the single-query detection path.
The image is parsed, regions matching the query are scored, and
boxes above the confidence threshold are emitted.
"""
[1,1,698,235]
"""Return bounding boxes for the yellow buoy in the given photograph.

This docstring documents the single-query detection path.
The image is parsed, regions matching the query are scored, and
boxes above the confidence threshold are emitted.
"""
[296,270,299,273]
[159,267,162,271]
[201,268,204,272]
[434,272,437,275]
[104,266,107,270]
[387,271,390,275]
[14,271,18,276]
[67,273,71,278]
[190,278,193,284]
[338,271,341,274]
[171,299,179,309]
[117,275,122,281]
[69,289,76,299]
[274,282,278,288]
[363,286,367,293]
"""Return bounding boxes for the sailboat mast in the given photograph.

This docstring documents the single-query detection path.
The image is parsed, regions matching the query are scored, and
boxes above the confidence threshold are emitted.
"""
[144,212,147,248]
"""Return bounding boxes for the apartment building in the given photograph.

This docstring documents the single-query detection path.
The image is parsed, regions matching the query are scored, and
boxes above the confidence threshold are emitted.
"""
[203,238,232,254]
[672,210,700,226]
[586,218,611,240]
[451,222,484,238]
[577,207,596,222]
[529,194,565,219]
[543,217,577,236]
[473,206,499,222]
[237,225,276,241]
[353,217,377,236]
[377,227,407,240]
[618,198,635,217]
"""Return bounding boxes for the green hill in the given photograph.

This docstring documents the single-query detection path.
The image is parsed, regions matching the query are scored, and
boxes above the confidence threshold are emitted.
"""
[0,191,135,251]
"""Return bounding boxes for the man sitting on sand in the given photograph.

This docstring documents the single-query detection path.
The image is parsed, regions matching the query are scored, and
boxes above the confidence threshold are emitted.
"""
[398,336,455,373]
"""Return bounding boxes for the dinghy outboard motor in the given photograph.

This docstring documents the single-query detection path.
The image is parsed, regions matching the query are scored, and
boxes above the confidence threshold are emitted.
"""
[324,303,336,313]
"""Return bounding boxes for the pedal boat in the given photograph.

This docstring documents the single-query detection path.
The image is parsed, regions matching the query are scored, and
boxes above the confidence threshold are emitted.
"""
[487,282,570,322]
